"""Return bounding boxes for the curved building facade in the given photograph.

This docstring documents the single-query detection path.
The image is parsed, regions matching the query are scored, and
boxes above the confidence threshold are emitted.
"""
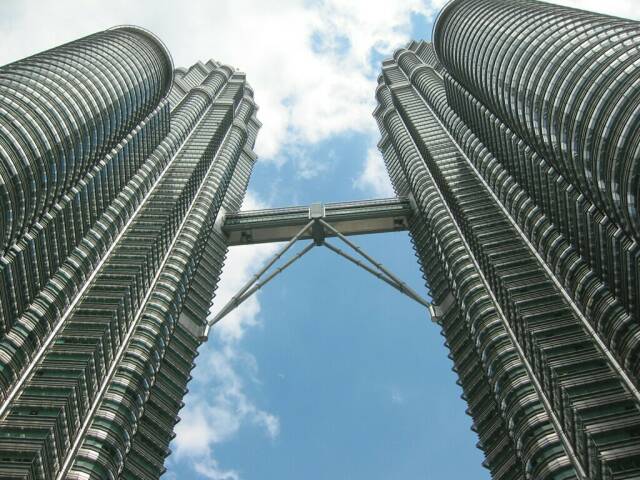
[0,27,173,252]
[375,1,640,479]
[0,30,260,479]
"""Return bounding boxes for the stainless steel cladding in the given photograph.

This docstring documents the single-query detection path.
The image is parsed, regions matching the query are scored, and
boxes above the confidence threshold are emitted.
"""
[0,28,260,480]
[376,1,640,479]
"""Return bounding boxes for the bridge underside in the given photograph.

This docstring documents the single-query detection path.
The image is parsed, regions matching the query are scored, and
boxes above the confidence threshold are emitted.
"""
[210,196,433,328]
[222,197,412,245]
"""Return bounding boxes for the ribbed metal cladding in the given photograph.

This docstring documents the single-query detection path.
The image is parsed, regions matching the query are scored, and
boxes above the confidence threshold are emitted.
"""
[0,26,173,252]
[376,2,640,477]
[0,29,261,479]
[0,26,174,334]
[434,0,640,243]
[68,77,260,480]
[433,0,640,383]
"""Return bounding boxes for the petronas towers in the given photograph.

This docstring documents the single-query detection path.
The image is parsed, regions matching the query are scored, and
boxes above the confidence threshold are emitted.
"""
[1,0,640,479]
[377,1,640,478]
[0,27,259,478]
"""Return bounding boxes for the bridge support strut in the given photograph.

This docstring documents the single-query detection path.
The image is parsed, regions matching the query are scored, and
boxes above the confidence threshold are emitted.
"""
[208,200,433,327]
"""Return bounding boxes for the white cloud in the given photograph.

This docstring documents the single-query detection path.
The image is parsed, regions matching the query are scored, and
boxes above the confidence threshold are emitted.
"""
[0,0,435,202]
[209,241,279,344]
[1,0,638,163]
[0,0,437,164]
[5,0,634,193]
[354,146,395,197]
[173,344,281,477]
[391,388,406,405]
[195,458,240,480]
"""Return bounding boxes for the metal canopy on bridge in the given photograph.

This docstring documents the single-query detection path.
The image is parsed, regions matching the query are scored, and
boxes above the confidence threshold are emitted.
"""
[222,197,413,246]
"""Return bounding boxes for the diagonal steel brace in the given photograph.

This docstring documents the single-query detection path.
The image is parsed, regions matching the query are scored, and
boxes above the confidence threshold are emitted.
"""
[209,217,432,327]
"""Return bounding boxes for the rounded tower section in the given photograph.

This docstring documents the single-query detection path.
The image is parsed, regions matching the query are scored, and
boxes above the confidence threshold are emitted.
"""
[0,25,173,251]
[433,0,640,241]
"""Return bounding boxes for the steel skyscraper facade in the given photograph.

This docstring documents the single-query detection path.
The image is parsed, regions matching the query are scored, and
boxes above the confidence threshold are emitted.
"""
[375,1,640,479]
[0,27,260,479]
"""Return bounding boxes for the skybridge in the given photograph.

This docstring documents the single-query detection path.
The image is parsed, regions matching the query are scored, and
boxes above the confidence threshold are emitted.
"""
[211,197,435,328]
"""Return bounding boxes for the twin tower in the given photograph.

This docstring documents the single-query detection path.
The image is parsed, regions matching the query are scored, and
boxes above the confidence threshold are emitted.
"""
[0,0,639,479]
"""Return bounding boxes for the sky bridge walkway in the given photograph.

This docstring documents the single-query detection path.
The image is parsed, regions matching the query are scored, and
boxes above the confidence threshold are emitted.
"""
[222,197,413,246]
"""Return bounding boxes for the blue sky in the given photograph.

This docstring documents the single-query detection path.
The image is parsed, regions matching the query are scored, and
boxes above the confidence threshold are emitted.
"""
[1,0,639,479]
[165,8,492,478]
[168,131,490,479]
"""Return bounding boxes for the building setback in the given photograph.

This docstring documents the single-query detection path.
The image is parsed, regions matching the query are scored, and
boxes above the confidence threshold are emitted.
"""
[0,27,260,478]
[375,0,640,479]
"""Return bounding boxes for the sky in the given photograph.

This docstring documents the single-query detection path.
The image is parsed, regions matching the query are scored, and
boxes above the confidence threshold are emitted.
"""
[1,1,639,479]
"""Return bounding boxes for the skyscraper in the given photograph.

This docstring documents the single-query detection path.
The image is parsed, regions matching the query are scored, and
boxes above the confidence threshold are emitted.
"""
[375,0,640,479]
[0,27,260,479]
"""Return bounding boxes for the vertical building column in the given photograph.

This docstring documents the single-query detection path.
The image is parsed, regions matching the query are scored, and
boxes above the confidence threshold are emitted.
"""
[376,86,573,479]
[64,75,260,480]
[376,22,640,475]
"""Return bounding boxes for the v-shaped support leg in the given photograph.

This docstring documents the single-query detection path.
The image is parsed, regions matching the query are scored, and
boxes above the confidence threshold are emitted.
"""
[208,220,316,326]
[209,214,433,328]
[318,219,431,311]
